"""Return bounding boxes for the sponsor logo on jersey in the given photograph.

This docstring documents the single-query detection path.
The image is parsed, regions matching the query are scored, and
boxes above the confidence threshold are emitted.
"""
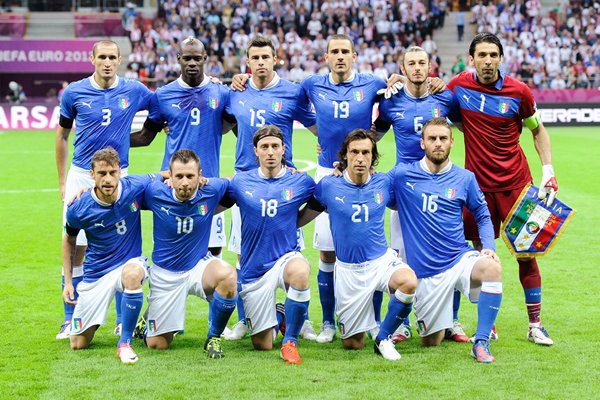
[148,320,157,332]
[209,98,219,109]
[129,200,139,212]
[118,97,129,109]
[374,192,383,204]
[445,188,455,199]
[431,107,441,118]
[272,100,283,112]
[282,188,293,200]
[199,203,209,216]
[73,318,83,330]
[499,102,509,114]
[353,90,363,102]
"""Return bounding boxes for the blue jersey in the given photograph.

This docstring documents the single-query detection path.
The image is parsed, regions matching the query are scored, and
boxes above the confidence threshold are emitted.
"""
[147,76,230,176]
[315,172,394,263]
[299,73,386,168]
[227,168,315,283]
[226,74,316,172]
[143,178,229,272]
[388,160,495,278]
[378,88,458,164]
[65,175,152,282]
[60,76,152,170]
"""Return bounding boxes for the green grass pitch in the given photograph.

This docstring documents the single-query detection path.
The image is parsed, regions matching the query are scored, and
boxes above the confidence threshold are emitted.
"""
[0,126,598,399]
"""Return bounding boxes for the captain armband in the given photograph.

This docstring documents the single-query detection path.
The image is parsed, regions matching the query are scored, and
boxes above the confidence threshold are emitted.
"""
[524,112,541,130]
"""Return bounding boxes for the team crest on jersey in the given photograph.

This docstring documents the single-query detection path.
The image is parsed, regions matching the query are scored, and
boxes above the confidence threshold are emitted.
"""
[498,101,509,114]
[281,188,293,201]
[199,203,209,216]
[417,320,427,335]
[353,90,363,102]
[431,107,441,118]
[445,188,456,199]
[246,318,253,334]
[338,321,346,335]
[117,97,129,109]
[129,200,139,212]
[374,192,383,204]
[148,320,157,332]
[73,318,82,330]
[272,100,283,112]
[209,98,219,109]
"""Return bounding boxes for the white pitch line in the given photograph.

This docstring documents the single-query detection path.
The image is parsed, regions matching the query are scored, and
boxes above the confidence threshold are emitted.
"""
[0,188,58,194]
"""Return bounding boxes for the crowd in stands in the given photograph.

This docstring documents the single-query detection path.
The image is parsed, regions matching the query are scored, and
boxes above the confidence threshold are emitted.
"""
[123,0,599,90]
[469,0,600,89]
[124,0,449,87]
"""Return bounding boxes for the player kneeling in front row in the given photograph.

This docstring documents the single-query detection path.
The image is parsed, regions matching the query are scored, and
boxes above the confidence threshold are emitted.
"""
[144,150,237,358]
[220,126,315,364]
[300,129,417,361]
[62,147,150,364]
[388,118,503,363]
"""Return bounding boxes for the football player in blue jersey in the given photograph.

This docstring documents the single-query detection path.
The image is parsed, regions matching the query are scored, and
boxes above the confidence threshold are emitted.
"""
[388,118,503,363]
[220,125,315,365]
[374,46,466,343]
[299,129,417,361]
[143,149,237,359]
[62,147,151,364]
[131,36,235,258]
[56,39,153,340]
[223,36,318,341]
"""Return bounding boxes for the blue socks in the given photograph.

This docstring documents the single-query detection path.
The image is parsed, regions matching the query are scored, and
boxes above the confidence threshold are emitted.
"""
[118,290,143,346]
[62,273,83,323]
[283,286,310,344]
[453,288,461,321]
[208,291,237,339]
[377,291,414,341]
[317,263,335,325]
[475,282,503,342]
[372,291,383,324]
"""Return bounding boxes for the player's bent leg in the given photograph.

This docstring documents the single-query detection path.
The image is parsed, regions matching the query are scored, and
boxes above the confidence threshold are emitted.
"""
[70,325,98,350]
[342,332,365,350]
[316,251,336,343]
[282,258,310,364]
[251,328,275,351]
[146,332,175,350]
[420,330,445,347]
[518,257,553,345]
[117,262,146,364]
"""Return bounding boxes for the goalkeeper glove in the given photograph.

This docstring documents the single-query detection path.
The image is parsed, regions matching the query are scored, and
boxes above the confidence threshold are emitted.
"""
[537,164,558,206]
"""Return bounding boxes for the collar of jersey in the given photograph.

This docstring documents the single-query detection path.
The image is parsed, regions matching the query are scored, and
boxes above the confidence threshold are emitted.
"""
[419,157,453,175]
[258,166,286,179]
[177,74,210,88]
[472,69,505,90]
[91,181,122,206]
[328,71,356,85]
[343,169,371,185]
[89,75,120,90]
[171,187,198,202]
[249,72,280,90]
[403,85,430,99]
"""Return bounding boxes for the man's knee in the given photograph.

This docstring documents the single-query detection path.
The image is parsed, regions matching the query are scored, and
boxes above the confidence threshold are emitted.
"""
[391,268,418,294]
[122,263,145,290]
[147,336,170,350]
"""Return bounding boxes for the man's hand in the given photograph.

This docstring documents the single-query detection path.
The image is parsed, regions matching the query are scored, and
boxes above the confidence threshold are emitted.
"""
[62,283,77,305]
[231,73,250,91]
[538,164,558,206]
[480,249,500,263]
[67,187,90,205]
[427,77,446,94]
[377,74,405,99]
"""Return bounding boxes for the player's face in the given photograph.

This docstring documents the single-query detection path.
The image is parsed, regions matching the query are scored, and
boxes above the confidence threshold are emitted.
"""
[254,136,285,170]
[325,39,356,76]
[401,51,430,85]
[421,125,454,165]
[170,160,201,201]
[91,43,121,82]
[91,161,121,202]
[345,138,373,179]
[178,44,207,84]
[247,46,277,80]
[470,42,502,85]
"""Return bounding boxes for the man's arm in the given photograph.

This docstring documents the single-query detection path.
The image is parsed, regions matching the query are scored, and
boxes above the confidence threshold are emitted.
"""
[130,119,163,147]
[62,233,78,305]
[55,125,71,201]
[530,120,558,205]
[531,122,552,165]
[297,196,324,228]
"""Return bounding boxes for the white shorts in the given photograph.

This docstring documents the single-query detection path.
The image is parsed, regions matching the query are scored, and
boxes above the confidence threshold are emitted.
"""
[70,256,148,335]
[228,204,304,254]
[389,210,406,261]
[334,248,410,339]
[208,212,227,248]
[146,253,215,337]
[62,164,128,246]
[414,251,482,337]
[240,251,306,335]
[313,165,335,251]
